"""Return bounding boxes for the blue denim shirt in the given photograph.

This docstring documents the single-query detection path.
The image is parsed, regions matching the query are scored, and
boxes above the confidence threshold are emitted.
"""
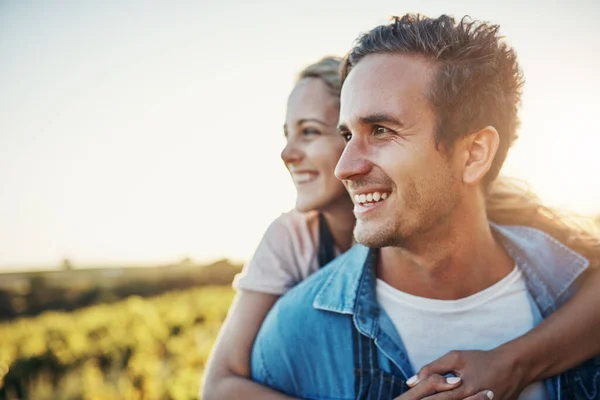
[251,224,598,400]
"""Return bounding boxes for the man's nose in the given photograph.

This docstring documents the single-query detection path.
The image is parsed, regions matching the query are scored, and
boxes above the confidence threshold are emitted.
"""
[335,137,371,181]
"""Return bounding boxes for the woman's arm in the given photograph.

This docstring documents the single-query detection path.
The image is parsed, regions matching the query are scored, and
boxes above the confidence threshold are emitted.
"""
[202,290,298,400]
[203,211,315,399]
[405,267,600,400]
[510,266,600,379]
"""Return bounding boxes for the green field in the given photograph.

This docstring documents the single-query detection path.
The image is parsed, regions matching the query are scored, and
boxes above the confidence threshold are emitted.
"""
[0,286,234,400]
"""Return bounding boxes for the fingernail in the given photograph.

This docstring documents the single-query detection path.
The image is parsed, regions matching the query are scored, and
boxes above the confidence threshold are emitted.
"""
[486,391,494,399]
[446,377,461,384]
[407,375,419,386]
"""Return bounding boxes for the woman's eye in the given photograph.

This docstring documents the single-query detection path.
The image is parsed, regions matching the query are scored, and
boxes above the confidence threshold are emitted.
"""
[303,128,321,136]
[341,132,352,142]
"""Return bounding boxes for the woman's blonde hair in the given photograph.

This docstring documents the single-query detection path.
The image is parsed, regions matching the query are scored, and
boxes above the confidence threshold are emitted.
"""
[486,176,600,267]
[297,56,342,97]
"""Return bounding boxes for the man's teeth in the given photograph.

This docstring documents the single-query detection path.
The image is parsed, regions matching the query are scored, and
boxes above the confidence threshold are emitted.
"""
[354,192,389,204]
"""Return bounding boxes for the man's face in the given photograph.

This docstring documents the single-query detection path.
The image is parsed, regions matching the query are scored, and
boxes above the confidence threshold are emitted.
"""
[336,53,461,247]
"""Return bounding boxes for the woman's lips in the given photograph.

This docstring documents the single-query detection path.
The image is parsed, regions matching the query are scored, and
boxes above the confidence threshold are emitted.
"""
[292,171,318,185]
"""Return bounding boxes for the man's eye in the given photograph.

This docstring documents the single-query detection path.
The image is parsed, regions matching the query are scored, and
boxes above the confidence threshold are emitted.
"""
[341,132,352,142]
[374,125,391,135]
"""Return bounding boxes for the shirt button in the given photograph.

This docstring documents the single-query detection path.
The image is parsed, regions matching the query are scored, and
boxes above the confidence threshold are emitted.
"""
[399,353,405,359]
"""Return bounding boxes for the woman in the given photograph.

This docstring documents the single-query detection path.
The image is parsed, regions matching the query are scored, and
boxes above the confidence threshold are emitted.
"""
[202,57,600,400]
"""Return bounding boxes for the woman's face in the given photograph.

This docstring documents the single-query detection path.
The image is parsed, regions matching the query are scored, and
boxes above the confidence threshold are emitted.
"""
[281,77,348,213]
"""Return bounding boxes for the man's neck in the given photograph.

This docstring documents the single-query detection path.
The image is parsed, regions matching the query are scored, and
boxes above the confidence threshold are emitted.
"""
[378,208,514,300]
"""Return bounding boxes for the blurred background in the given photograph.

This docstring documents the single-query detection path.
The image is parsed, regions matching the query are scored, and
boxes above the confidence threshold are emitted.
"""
[1,0,599,399]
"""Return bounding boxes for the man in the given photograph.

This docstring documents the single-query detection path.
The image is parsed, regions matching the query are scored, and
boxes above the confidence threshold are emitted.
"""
[250,14,598,400]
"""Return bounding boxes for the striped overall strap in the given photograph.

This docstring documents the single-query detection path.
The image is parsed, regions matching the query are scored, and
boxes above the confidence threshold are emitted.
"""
[352,324,406,399]
[317,212,336,268]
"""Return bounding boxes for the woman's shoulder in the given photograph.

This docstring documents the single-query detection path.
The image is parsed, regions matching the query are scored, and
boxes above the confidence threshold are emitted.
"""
[262,209,320,263]
[270,209,319,230]
[233,209,320,295]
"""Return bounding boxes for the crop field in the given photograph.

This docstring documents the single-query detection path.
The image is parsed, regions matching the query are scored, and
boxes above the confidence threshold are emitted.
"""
[0,286,234,400]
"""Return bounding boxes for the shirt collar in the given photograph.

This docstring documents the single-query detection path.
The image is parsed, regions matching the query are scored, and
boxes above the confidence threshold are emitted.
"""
[313,223,589,318]
[490,222,589,314]
[313,243,370,315]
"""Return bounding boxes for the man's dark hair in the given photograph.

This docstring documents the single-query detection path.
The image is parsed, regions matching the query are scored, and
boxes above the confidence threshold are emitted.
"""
[341,14,524,185]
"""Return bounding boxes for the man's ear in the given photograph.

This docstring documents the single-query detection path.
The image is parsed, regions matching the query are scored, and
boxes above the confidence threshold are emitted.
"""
[461,126,499,185]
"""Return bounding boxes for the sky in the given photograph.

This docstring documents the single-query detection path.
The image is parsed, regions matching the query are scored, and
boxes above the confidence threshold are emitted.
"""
[1,0,599,270]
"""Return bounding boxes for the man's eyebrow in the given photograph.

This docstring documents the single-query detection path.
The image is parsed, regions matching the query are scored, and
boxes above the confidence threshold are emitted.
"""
[359,113,404,126]
[337,123,349,132]
[337,113,405,132]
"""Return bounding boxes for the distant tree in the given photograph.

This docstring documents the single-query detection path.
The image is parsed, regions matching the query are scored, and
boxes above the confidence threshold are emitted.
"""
[0,289,17,320]
[61,258,73,271]
[180,257,192,265]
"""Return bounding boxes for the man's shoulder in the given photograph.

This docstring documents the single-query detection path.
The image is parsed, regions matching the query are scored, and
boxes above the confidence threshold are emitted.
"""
[272,248,346,315]
[277,243,369,314]
[254,253,351,347]
[491,223,589,311]
[251,246,362,398]
[251,244,368,370]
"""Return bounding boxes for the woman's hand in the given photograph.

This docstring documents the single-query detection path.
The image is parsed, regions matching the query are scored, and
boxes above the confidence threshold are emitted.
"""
[393,374,464,399]
[392,373,491,400]
[401,349,527,400]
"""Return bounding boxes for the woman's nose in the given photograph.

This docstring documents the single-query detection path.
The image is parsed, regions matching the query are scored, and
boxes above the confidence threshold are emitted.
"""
[281,140,304,165]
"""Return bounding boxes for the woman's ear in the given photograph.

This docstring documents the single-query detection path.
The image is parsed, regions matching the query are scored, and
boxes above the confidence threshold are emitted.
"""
[461,126,500,185]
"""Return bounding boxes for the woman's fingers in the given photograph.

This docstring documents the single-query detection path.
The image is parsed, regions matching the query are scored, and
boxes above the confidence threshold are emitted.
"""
[419,386,493,400]
[407,351,465,387]
[395,375,462,399]
[463,389,495,400]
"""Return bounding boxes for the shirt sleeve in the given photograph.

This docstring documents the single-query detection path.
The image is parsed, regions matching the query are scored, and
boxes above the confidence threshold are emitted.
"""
[233,213,306,295]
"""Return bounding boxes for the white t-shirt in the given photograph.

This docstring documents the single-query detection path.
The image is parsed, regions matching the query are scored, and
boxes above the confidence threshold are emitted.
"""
[233,209,337,295]
[376,266,549,400]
